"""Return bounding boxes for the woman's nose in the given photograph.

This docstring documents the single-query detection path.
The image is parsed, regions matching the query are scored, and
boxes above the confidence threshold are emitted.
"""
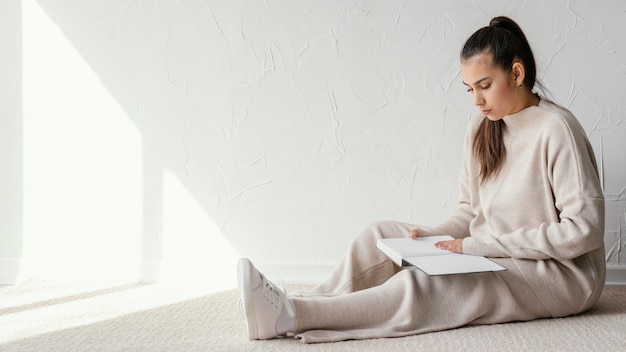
[473,92,485,107]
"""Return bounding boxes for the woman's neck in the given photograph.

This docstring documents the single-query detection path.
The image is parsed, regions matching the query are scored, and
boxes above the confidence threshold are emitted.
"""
[522,90,540,109]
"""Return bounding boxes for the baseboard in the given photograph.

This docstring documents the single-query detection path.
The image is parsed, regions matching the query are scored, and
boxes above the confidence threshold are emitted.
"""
[138,258,161,283]
[606,264,626,288]
[5,260,623,287]
[0,257,21,285]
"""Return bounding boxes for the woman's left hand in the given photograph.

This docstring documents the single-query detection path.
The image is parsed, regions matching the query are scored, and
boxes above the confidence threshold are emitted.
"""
[435,239,464,253]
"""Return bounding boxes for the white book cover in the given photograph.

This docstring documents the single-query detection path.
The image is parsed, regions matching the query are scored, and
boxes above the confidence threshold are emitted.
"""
[376,236,506,275]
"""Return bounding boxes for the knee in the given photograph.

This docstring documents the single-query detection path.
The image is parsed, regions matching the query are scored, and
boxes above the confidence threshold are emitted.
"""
[359,220,409,241]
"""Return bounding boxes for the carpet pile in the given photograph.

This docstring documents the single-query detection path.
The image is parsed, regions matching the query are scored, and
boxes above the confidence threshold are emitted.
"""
[1,281,625,351]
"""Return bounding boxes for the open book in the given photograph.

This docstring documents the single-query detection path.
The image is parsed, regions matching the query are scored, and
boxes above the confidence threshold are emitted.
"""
[376,235,506,275]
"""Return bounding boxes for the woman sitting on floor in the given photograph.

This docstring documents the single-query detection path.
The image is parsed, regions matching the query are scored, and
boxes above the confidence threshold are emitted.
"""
[237,16,605,344]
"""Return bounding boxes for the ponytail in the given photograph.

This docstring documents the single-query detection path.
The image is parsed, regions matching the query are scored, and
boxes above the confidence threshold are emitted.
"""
[473,118,506,181]
[461,16,538,182]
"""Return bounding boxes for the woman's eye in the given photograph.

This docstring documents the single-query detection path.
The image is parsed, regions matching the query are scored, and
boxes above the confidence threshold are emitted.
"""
[481,84,491,90]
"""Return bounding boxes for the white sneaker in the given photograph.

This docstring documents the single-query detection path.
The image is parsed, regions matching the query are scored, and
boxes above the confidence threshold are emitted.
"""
[237,258,295,340]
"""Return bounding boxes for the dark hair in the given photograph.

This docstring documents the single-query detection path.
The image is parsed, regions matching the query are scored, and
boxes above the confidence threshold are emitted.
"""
[461,16,538,182]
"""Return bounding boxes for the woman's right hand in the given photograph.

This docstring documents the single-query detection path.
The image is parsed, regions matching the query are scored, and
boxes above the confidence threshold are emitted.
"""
[409,229,419,239]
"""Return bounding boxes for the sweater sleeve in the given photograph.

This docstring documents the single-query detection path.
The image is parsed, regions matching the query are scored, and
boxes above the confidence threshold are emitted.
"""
[462,114,605,260]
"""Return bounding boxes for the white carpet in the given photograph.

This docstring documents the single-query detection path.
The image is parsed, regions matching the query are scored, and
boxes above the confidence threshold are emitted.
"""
[1,280,625,351]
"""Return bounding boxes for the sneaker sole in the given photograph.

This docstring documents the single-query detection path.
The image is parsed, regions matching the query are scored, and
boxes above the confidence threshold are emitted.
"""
[237,258,259,340]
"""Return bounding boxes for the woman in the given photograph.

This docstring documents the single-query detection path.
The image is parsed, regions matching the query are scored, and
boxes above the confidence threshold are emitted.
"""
[237,16,606,343]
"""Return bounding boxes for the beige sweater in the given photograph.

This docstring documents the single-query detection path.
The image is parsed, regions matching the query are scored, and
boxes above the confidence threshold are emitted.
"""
[425,99,606,316]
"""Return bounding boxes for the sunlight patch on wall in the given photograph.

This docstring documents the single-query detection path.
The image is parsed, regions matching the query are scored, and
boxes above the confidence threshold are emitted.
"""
[161,170,238,291]
[21,0,142,283]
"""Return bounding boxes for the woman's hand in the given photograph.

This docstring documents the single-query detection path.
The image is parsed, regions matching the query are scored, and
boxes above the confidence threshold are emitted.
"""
[435,239,464,253]
[410,229,464,253]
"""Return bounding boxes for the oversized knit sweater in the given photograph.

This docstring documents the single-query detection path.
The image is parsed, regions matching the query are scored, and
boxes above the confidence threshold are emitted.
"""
[424,99,606,316]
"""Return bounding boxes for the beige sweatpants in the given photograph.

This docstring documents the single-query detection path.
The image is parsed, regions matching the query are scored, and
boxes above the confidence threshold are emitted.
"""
[292,220,552,343]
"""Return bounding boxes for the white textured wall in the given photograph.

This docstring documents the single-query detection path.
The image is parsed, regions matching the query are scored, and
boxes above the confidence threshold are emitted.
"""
[6,0,626,284]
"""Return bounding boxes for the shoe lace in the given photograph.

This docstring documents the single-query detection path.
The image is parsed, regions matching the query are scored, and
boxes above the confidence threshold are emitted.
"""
[237,277,295,318]
[261,276,295,317]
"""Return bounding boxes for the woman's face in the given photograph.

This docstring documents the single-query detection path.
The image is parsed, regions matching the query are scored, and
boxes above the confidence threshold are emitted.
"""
[461,51,521,121]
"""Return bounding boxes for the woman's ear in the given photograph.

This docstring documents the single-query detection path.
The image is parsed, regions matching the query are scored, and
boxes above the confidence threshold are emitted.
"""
[511,61,526,88]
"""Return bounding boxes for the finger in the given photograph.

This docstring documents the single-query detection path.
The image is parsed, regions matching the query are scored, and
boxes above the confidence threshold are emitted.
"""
[409,229,419,239]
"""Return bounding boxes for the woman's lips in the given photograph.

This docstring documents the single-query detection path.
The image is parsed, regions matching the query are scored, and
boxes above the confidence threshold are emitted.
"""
[482,110,491,115]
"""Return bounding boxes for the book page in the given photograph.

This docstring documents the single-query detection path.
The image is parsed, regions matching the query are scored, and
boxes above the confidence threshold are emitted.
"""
[377,236,454,258]
[405,253,506,275]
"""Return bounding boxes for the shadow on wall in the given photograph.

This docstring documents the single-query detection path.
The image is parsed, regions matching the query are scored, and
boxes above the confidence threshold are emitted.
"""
[0,0,23,284]
[21,0,242,286]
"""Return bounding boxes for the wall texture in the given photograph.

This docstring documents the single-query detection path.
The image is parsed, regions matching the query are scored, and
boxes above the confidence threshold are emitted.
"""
[6,0,626,284]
